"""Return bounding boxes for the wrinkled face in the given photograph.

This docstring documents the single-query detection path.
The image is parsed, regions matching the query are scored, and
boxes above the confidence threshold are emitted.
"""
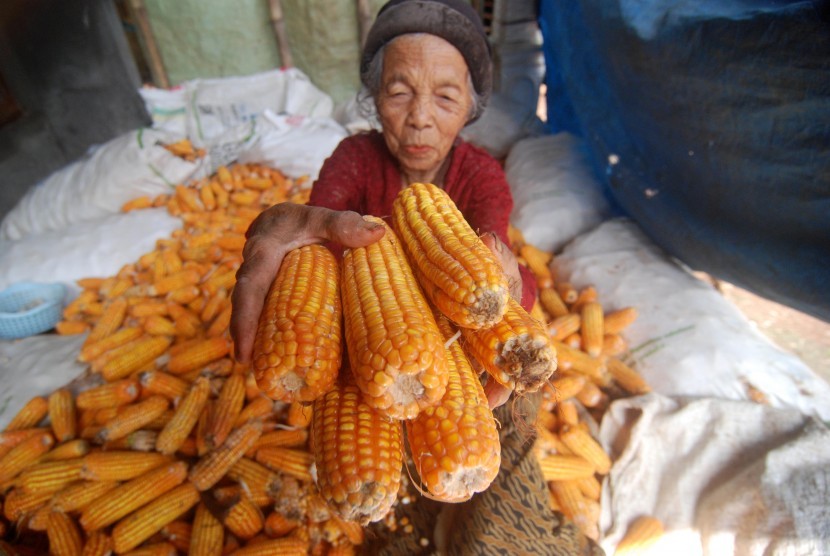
[376,34,474,185]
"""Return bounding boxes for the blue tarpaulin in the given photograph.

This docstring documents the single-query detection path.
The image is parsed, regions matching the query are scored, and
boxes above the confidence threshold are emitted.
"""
[538,0,830,322]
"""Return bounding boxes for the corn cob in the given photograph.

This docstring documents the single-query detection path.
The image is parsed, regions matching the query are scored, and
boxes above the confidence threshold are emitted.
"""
[603,306,638,335]
[555,282,578,304]
[538,455,596,482]
[17,459,84,494]
[56,320,91,335]
[0,430,55,483]
[539,287,569,318]
[580,302,604,358]
[3,486,52,522]
[139,370,190,400]
[111,482,200,553]
[189,420,263,491]
[159,520,191,552]
[226,537,309,556]
[252,244,342,403]
[51,480,119,513]
[341,217,447,419]
[189,502,224,556]
[602,333,628,357]
[461,297,557,393]
[549,480,598,540]
[226,458,281,507]
[575,381,607,409]
[406,314,500,502]
[86,297,128,343]
[155,376,211,454]
[76,379,140,410]
[559,426,611,475]
[249,429,308,454]
[551,341,605,381]
[47,509,83,556]
[519,243,553,289]
[547,313,581,342]
[615,515,665,555]
[80,451,172,482]
[48,389,77,443]
[222,495,264,540]
[100,336,173,381]
[5,396,48,431]
[166,336,230,375]
[254,447,314,482]
[96,396,169,443]
[570,286,598,313]
[606,357,651,395]
[312,375,403,524]
[199,371,242,452]
[122,541,177,555]
[80,461,187,532]
[391,182,509,329]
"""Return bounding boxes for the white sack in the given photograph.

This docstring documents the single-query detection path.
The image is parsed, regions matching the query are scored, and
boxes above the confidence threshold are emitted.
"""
[237,110,348,182]
[461,94,540,159]
[185,68,334,148]
[0,128,199,241]
[139,85,187,135]
[505,133,611,253]
[0,208,181,297]
[0,334,87,430]
[599,393,830,555]
[553,218,830,420]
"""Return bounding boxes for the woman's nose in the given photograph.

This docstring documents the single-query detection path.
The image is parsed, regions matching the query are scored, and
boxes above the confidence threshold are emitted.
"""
[406,95,434,128]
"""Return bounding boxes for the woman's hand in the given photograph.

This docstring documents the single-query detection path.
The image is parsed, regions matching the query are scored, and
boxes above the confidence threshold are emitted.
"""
[480,231,523,408]
[231,203,385,363]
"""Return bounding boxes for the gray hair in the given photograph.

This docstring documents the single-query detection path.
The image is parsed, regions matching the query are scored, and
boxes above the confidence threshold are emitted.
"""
[357,36,484,126]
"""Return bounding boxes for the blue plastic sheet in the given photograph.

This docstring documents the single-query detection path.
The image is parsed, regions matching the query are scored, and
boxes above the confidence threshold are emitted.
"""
[538,0,830,322]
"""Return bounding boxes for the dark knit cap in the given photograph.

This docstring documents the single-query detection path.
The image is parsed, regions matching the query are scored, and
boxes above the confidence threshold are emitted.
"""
[360,0,493,121]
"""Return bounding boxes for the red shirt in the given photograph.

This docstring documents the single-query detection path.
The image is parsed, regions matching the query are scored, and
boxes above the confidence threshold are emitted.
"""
[309,130,536,310]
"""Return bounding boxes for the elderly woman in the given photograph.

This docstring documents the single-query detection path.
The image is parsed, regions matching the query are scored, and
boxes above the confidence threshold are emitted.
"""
[231,0,602,553]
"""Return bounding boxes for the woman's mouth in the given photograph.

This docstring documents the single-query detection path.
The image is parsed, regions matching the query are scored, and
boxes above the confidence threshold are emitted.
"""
[403,144,431,155]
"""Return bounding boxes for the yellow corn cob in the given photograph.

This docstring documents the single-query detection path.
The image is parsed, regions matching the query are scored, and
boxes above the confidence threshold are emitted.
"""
[559,426,611,475]
[606,357,651,395]
[79,461,187,532]
[160,520,192,552]
[602,306,638,335]
[200,288,228,323]
[103,430,158,452]
[461,297,557,393]
[199,181,217,211]
[254,447,314,482]
[96,396,169,443]
[142,315,177,336]
[81,530,112,556]
[5,396,49,431]
[227,537,309,556]
[549,480,598,541]
[222,495,264,540]
[563,332,582,350]
[150,269,201,296]
[580,302,604,358]
[547,313,582,341]
[155,376,211,454]
[130,301,168,318]
[122,541,178,555]
[3,486,53,522]
[538,455,596,482]
[602,333,628,357]
[519,243,554,289]
[226,458,281,506]
[76,379,140,410]
[111,482,200,554]
[189,502,224,556]
[551,341,605,380]
[80,326,143,363]
[615,515,665,555]
[555,282,578,304]
[17,458,84,494]
[80,450,172,483]
[100,336,173,381]
[189,420,263,491]
[575,381,606,408]
[216,233,245,251]
[341,217,447,419]
[391,182,509,328]
[48,389,77,443]
[539,287,569,319]
[167,336,230,375]
[51,480,118,513]
[121,196,153,212]
[204,372,245,451]
[0,431,55,483]
[56,320,91,335]
[166,303,200,338]
[174,184,203,213]
[47,509,83,556]
[232,397,274,429]
[576,475,602,501]
[167,284,201,305]
[263,511,300,537]
[406,314,500,502]
[252,244,342,403]
[86,297,128,343]
[312,375,403,524]
[137,408,174,431]
[570,286,598,313]
[91,406,119,426]
[206,303,232,337]
[202,267,236,296]
[139,370,189,400]
[555,400,580,428]
[286,400,313,429]
[249,429,308,454]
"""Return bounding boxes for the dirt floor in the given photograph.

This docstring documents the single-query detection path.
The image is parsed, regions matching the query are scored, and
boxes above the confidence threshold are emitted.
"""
[717,281,830,384]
